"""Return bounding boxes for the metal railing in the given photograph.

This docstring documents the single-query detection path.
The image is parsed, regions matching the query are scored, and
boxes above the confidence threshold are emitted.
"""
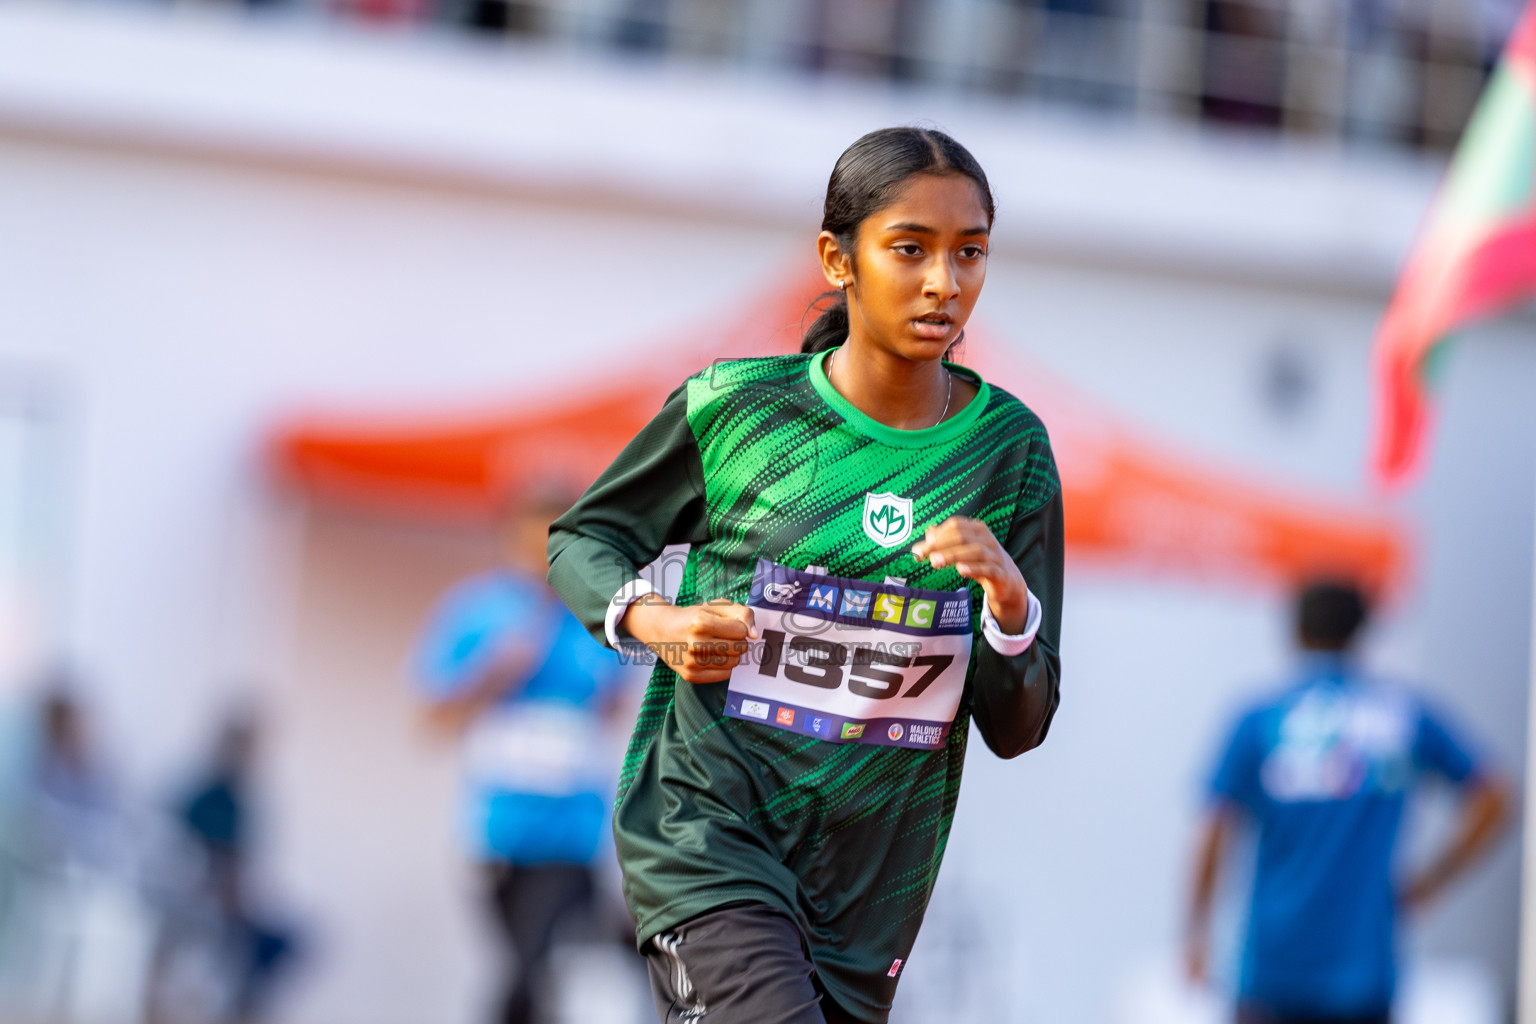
[184,0,1523,151]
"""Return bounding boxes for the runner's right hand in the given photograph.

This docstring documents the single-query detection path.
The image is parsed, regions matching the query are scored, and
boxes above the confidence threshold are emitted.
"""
[621,597,759,684]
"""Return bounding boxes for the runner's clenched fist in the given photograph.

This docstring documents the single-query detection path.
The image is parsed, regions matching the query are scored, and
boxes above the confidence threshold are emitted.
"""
[622,597,759,684]
[910,516,1031,634]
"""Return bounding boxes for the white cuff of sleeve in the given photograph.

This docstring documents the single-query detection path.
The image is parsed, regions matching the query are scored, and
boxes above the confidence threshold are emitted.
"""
[980,590,1042,656]
[605,579,660,650]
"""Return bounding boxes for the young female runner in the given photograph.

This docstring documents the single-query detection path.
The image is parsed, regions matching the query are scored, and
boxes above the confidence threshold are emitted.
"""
[548,127,1063,1024]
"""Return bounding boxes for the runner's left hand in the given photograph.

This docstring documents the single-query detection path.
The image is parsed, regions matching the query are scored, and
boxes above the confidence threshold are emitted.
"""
[910,516,1030,634]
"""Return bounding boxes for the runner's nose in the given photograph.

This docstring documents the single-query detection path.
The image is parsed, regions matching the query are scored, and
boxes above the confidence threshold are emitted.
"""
[923,256,960,301]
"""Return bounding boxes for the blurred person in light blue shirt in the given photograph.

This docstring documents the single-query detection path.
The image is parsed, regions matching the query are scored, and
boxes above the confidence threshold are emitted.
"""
[24,686,119,872]
[415,491,626,1024]
[1186,581,1512,1024]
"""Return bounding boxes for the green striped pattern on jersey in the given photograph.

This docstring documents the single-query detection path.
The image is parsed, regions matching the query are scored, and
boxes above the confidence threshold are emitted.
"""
[610,350,1058,1021]
[617,352,1053,798]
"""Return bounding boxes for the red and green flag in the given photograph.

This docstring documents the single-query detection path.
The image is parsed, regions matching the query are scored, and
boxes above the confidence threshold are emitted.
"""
[1373,1,1536,483]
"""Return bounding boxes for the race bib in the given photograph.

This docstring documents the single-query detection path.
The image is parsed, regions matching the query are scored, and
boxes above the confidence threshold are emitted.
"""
[725,559,973,750]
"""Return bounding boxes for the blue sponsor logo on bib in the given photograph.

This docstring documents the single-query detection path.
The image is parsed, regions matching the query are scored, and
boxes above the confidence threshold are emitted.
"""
[808,584,839,613]
[840,590,872,617]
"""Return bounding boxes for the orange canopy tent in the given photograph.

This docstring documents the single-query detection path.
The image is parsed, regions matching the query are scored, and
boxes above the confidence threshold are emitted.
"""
[270,272,1406,594]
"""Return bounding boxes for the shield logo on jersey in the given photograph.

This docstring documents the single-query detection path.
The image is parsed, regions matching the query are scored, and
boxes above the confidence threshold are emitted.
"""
[862,492,914,548]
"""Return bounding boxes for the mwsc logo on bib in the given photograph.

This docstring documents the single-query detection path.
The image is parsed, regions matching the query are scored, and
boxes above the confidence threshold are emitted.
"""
[862,492,913,548]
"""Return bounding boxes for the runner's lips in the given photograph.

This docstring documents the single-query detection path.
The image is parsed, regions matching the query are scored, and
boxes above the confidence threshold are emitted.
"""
[911,313,953,340]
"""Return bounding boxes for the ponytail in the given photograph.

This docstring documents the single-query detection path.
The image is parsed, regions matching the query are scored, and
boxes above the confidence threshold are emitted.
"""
[800,291,849,355]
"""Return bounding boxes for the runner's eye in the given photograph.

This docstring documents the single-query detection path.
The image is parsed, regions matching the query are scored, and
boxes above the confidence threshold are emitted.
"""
[959,245,987,260]
[892,243,922,257]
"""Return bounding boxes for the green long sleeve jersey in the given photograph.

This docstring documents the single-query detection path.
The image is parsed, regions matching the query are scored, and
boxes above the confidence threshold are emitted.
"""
[547,350,1063,1023]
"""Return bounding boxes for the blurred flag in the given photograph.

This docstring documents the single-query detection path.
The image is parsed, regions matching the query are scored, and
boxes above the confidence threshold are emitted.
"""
[1372,1,1536,483]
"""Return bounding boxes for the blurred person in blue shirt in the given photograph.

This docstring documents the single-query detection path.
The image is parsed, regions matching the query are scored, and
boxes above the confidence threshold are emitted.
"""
[415,491,627,1024]
[1185,580,1512,1024]
[24,686,119,872]
[147,710,300,1024]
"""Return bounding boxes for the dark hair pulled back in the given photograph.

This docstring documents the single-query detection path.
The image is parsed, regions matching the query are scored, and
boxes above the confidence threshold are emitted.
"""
[1295,580,1371,652]
[801,127,996,355]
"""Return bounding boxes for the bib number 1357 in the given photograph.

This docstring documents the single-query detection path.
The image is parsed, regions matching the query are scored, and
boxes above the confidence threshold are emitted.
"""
[756,630,954,700]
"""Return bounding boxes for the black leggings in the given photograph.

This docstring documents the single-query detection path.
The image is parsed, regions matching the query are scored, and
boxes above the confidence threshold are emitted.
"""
[485,862,595,1024]
[642,902,863,1023]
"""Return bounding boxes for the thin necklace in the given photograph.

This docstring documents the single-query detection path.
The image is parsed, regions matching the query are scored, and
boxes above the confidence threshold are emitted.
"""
[827,347,953,427]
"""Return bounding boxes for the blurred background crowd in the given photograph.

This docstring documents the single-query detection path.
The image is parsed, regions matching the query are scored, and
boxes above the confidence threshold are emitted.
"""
[0,0,1533,1021]
[34,0,1526,153]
